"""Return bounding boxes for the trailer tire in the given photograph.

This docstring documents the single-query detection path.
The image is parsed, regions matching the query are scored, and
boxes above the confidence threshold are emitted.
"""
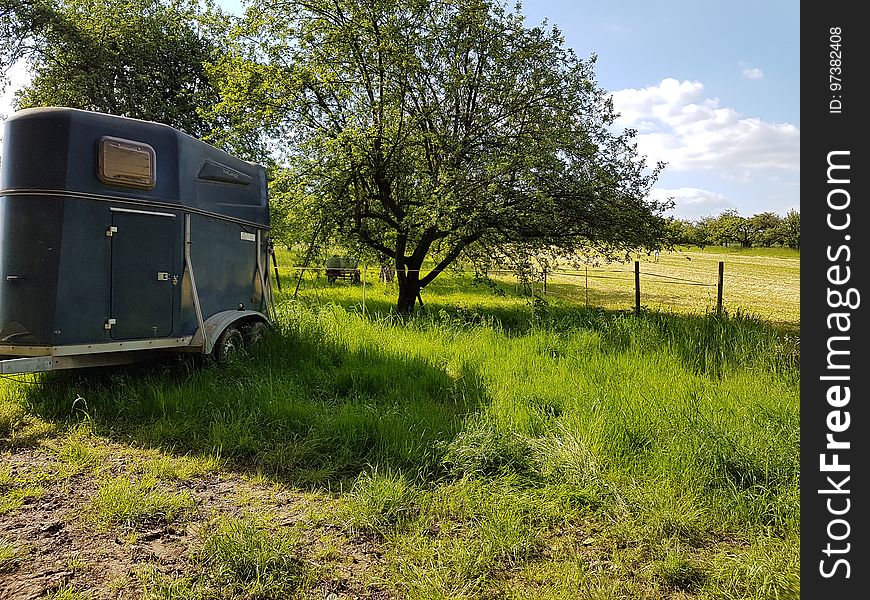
[245,321,269,348]
[213,324,245,363]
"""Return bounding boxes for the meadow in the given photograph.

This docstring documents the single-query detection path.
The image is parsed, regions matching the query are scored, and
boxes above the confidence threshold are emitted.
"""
[0,247,800,599]
[288,246,799,331]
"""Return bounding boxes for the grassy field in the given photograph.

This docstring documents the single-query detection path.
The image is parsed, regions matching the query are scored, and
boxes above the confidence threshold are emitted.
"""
[284,245,799,331]
[0,247,799,599]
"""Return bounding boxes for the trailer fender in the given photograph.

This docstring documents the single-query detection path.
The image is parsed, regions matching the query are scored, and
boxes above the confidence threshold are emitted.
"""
[192,310,270,355]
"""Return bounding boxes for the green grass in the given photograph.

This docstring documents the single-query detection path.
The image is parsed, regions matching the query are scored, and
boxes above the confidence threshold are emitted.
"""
[44,586,91,600]
[89,475,195,530]
[344,467,420,535]
[51,423,109,477]
[0,536,25,574]
[132,450,223,481]
[3,250,800,599]
[689,245,800,259]
[196,513,308,594]
[1,388,56,447]
[0,400,27,439]
[0,462,46,515]
[139,512,309,600]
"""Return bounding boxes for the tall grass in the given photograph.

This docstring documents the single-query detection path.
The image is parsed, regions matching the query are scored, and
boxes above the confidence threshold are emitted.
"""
[12,284,799,598]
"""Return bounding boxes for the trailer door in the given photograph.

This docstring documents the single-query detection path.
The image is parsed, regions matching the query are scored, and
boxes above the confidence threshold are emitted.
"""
[109,208,176,340]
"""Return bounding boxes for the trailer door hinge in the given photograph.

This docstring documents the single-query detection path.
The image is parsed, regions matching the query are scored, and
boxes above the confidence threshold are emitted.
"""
[157,272,170,281]
[104,318,116,330]
[106,226,118,237]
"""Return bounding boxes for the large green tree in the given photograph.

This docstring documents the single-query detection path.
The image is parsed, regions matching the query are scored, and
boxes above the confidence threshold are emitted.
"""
[2,0,231,141]
[214,0,669,313]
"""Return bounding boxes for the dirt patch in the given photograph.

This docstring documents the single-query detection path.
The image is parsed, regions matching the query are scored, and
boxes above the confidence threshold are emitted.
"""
[0,446,392,599]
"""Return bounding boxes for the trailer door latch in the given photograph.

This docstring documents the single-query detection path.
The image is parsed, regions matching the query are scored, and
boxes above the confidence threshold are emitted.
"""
[105,226,118,237]
[104,318,116,330]
[157,272,170,281]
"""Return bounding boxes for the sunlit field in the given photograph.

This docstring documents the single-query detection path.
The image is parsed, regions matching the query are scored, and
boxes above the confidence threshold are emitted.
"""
[282,245,799,331]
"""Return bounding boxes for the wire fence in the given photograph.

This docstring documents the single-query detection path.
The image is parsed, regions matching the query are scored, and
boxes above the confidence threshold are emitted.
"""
[269,258,735,318]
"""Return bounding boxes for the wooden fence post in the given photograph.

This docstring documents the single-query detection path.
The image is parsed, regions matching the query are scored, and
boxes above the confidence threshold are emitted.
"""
[717,261,724,314]
[634,261,641,315]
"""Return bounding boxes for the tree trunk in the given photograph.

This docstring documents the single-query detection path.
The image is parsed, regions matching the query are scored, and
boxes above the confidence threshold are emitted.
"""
[396,270,421,315]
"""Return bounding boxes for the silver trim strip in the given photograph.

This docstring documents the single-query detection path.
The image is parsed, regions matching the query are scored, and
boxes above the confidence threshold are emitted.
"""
[0,337,196,357]
[110,206,176,218]
[1,188,270,230]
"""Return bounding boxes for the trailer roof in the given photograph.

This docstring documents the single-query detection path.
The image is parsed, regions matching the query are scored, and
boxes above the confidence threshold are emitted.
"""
[0,107,269,227]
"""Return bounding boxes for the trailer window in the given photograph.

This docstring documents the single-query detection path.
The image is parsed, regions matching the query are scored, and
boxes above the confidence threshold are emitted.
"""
[97,136,156,189]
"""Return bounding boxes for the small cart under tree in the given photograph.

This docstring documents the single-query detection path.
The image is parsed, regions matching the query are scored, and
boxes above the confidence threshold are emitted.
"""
[325,255,361,283]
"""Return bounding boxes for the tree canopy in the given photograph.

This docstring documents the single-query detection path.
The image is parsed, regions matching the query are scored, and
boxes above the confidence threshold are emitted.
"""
[212,0,670,312]
[2,0,229,140]
[0,0,45,85]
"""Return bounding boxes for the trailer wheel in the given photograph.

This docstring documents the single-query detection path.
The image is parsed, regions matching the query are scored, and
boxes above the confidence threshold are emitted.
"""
[213,325,245,363]
[245,321,269,348]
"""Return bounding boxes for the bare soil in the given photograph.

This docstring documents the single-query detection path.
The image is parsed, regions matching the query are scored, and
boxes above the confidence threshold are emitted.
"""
[0,445,392,600]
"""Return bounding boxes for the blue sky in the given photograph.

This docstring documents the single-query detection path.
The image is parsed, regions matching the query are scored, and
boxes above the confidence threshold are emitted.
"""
[516,0,800,221]
[1,0,799,221]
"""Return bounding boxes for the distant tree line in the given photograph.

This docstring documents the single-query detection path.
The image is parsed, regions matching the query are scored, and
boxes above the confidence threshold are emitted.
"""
[664,209,800,250]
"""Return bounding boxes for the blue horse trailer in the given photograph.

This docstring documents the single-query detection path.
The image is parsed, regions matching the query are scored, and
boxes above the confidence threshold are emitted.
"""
[0,107,275,374]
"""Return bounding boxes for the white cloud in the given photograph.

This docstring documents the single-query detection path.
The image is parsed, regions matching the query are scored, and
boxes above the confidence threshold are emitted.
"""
[610,78,799,173]
[742,67,764,79]
[650,187,735,221]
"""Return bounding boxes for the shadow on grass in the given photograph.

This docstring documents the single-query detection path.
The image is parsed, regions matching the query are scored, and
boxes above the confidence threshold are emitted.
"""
[18,291,798,491]
[22,325,488,490]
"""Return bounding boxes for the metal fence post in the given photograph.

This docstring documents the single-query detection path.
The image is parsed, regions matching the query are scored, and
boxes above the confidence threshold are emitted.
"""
[717,261,724,314]
[362,264,366,316]
[529,273,534,323]
[635,261,641,315]
[585,265,588,306]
